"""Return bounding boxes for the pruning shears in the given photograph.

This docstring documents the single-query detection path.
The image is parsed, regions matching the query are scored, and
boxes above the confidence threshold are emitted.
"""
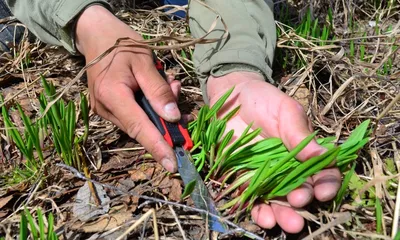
[135,55,228,233]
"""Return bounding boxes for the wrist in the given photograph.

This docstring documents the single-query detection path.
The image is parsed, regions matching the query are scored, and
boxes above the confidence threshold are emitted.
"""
[207,71,264,103]
[75,5,120,56]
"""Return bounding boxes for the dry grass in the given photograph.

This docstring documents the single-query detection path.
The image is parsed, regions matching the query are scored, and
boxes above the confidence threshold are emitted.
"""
[0,0,399,239]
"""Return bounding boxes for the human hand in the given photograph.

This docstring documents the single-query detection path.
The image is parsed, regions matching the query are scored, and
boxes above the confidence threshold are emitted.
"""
[207,72,342,233]
[75,5,182,172]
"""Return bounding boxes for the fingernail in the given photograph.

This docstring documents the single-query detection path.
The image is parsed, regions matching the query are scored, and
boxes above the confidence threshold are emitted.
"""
[162,157,176,173]
[164,102,180,120]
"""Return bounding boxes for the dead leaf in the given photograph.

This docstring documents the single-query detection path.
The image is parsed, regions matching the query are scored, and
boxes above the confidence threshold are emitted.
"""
[280,74,292,84]
[101,154,139,172]
[292,84,310,110]
[129,169,148,182]
[71,207,133,233]
[73,182,110,222]
[129,163,158,181]
[168,178,182,202]
[239,220,261,233]
[0,195,13,209]
[0,211,8,218]
[158,177,172,195]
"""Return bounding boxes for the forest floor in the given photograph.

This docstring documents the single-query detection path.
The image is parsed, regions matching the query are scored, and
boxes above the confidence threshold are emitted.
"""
[0,0,399,239]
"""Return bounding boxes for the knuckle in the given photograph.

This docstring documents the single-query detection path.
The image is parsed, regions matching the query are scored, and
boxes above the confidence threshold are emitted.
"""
[125,120,142,140]
[96,84,111,101]
[147,141,163,158]
[149,83,172,101]
[286,97,306,112]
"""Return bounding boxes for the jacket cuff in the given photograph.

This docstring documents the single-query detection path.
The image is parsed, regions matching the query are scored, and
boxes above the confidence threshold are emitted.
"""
[188,0,276,101]
[53,0,112,55]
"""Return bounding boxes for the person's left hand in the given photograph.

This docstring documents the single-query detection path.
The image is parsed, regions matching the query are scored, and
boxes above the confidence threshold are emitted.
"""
[206,71,342,233]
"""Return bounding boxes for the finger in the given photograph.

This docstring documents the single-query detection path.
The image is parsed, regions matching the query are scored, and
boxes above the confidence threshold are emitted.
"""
[251,203,276,229]
[165,69,177,83]
[271,202,304,234]
[133,57,181,122]
[312,168,341,201]
[91,101,125,128]
[287,177,314,208]
[103,84,177,172]
[169,80,181,101]
[278,98,327,161]
[181,114,194,124]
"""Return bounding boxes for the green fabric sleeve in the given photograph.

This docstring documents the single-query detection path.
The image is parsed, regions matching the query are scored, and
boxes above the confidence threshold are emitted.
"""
[188,0,277,100]
[4,0,112,54]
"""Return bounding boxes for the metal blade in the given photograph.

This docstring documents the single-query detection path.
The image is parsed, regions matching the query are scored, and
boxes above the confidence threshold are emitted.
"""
[174,146,227,233]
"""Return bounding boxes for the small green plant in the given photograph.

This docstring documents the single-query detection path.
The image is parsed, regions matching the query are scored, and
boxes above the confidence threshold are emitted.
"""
[1,76,90,185]
[1,98,45,183]
[275,7,334,71]
[20,207,58,240]
[189,88,371,220]
[38,76,89,170]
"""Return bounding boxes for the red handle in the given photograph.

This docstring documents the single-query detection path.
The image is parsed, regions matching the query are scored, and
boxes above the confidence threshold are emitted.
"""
[135,56,193,151]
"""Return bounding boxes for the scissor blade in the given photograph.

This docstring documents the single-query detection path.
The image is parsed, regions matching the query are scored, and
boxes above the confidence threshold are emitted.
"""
[174,146,227,233]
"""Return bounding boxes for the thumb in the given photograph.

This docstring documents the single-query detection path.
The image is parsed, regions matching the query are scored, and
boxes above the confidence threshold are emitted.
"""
[134,57,181,122]
[279,99,327,161]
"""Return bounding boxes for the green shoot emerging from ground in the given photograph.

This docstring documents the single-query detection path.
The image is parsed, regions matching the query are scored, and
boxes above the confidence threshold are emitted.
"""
[19,207,58,240]
[1,76,90,185]
[188,87,371,220]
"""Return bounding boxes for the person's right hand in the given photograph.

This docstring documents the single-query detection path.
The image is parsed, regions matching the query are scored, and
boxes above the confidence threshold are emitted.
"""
[75,5,181,173]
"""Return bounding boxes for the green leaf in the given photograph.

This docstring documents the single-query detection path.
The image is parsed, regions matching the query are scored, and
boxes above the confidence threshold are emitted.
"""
[20,213,28,240]
[394,231,400,240]
[239,159,271,209]
[17,104,44,162]
[375,196,383,234]
[25,208,38,239]
[226,137,283,163]
[334,163,356,210]
[222,105,240,122]
[191,105,209,143]
[206,87,234,120]
[340,120,370,149]
[216,130,234,160]
[37,208,45,240]
[181,179,196,200]
[268,147,340,198]
[47,213,55,240]
[66,101,76,144]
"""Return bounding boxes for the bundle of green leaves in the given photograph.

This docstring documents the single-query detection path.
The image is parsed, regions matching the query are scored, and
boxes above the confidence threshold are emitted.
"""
[188,87,371,218]
[19,207,58,240]
[1,76,89,184]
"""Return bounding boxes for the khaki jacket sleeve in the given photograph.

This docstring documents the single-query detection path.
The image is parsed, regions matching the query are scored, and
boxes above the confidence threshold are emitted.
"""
[5,0,112,54]
[188,0,277,101]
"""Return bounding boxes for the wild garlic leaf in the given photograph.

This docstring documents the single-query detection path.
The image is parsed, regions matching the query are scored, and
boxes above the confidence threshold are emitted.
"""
[19,211,28,240]
[37,208,46,240]
[340,120,370,150]
[216,130,234,158]
[218,171,254,201]
[268,177,307,198]
[222,105,241,121]
[339,138,369,158]
[334,163,356,210]
[226,138,283,163]
[317,136,336,145]
[181,179,197,200]
[206,87,235,120]
[17,104,43,162]
[216,120,227,144]
[240,159,271,208]
[269,147,340,198]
